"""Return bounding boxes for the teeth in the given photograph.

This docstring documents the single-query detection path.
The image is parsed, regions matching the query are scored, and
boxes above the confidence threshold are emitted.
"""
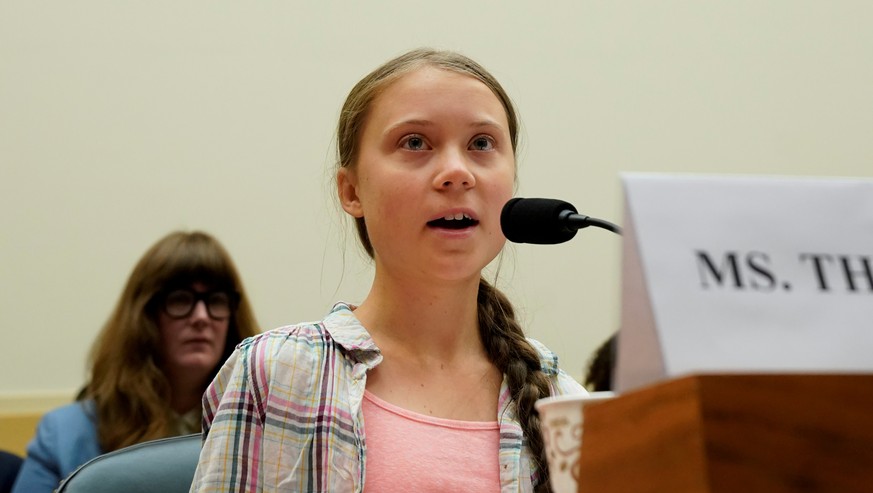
[444,213,471,221]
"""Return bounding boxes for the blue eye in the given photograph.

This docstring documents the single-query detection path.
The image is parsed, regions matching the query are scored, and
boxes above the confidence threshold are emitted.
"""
[470,136,494,151]
[401,135,429,150]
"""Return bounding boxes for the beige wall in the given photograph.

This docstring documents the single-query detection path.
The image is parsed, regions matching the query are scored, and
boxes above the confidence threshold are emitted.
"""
[2,1,872,420]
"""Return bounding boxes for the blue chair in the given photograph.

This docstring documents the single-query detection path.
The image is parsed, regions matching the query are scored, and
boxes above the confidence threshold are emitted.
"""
[55,434,201,493]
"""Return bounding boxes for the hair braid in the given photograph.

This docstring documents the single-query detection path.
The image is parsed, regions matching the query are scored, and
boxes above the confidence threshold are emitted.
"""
[477,278,553,492]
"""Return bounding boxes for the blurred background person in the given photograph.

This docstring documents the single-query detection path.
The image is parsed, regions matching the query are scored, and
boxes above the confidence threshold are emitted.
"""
[584,334,617,392]
[12,230,259,493]
[0,450,23,493]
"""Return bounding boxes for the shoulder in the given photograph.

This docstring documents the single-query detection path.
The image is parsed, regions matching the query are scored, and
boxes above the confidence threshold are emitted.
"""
[37,401,97,433]
[21,401,101,483]
[216,303,377,398]
[233,302,377,367]
[235,321,335,364]
[225,320,355,390]
[526,338,587,396]
[525,338,559,376]
[223,323,329,389]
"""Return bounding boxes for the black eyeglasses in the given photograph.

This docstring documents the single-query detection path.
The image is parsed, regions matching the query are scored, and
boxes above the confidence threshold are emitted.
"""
[159,289,239,320]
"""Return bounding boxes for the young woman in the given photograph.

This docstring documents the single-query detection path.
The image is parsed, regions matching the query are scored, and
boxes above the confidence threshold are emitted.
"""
[191,48,585,493]
[12,231,259,493]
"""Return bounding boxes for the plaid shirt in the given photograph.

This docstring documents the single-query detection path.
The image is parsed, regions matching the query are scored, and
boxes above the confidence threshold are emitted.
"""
[190,302,585,493]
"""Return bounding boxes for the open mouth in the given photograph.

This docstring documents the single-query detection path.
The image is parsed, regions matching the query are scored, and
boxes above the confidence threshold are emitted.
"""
[427,212,479,230]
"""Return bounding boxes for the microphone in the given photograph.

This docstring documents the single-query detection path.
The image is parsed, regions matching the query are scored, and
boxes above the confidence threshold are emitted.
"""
[500,197,622,244]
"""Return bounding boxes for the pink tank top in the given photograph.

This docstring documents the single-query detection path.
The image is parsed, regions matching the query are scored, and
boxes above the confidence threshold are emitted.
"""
[362,390,501,492]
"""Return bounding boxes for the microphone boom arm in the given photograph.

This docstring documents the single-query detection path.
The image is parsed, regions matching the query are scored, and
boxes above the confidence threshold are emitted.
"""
[560,211,623,235]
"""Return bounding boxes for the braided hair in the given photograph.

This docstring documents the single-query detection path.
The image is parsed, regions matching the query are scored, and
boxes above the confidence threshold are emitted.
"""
[478,277,553,491]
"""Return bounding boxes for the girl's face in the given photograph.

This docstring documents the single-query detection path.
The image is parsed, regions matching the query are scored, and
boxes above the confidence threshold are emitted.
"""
[338,66,515,284]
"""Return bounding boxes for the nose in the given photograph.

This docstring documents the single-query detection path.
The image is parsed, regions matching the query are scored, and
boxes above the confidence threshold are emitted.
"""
[433,151,476,190]
[190,300,210,325]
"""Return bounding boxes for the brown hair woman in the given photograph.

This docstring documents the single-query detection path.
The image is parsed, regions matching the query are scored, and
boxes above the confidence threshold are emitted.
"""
[13,230,258,493]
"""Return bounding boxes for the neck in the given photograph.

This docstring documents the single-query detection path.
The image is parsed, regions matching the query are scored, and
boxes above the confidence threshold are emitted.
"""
[164,371,207,415]
[354,272,484,361]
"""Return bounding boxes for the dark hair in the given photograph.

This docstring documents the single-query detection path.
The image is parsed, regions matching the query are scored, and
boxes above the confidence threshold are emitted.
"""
[336,48,552,491]
[82,230,258,452]
[584,335,616,392]
[478,279,553,491]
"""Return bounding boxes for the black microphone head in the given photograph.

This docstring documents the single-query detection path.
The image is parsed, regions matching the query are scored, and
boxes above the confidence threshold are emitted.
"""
[500,197,579,244]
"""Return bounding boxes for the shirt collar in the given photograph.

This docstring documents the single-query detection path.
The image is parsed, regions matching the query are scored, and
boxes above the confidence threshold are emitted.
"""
[323,301,559,376]
[528,338,559,376]
[173,407,201,435]
[322,302,382,366]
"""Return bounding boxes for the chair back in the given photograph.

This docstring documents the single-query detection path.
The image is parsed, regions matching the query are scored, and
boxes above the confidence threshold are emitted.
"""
[56,434,201,493]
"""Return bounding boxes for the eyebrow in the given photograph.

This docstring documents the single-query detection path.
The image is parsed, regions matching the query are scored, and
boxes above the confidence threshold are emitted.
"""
[384,118,505,134]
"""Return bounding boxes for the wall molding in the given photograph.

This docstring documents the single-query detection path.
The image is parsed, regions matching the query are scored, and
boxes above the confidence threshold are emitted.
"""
[0,391,74,415]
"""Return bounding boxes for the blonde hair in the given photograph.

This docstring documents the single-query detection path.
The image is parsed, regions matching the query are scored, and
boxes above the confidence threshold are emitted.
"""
[336,48,552,491]
[83,230,258,452]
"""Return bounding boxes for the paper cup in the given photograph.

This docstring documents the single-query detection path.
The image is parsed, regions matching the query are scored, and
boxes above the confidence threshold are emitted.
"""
[535,391,615,493]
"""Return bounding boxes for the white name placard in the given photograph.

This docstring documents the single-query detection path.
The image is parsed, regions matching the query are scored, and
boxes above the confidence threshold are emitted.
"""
[616,173,873,392]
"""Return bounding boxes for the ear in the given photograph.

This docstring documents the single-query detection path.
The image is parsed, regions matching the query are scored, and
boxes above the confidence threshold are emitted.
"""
[337,167,364,218]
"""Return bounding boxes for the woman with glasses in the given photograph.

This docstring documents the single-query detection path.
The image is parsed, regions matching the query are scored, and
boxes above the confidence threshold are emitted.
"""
[12,231,259,493]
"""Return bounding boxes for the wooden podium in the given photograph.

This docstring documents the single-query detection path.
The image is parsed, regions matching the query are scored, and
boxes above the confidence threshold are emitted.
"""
[576,374,873,493]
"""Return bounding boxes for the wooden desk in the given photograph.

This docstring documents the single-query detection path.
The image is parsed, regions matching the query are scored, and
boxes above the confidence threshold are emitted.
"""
[577,374,873,493]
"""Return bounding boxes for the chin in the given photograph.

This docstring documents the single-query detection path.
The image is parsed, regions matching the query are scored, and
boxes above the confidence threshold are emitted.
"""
[435,259,492,281]
[176,354,221,372]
